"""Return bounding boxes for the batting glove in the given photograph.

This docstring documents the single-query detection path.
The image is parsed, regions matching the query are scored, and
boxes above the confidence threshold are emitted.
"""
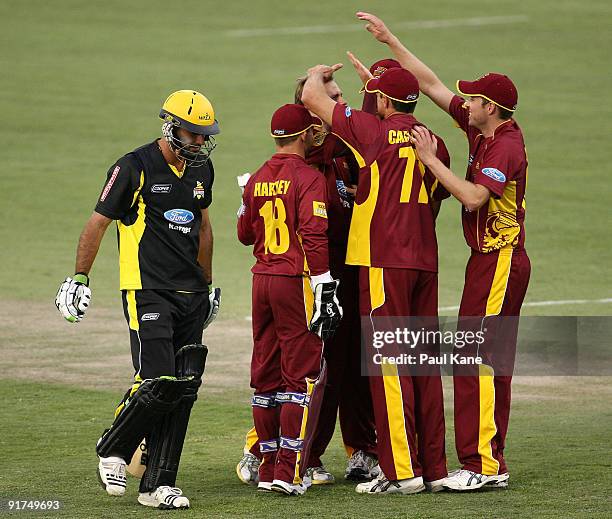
[55,274,92,323]
[237,173,251,194]
[203,284,221,329]
[309,277,343,341]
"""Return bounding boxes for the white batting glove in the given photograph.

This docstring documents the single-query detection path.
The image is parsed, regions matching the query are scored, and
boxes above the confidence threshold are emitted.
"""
[237,173,251,194]
[203,285,221,329]
[55,274,92,323]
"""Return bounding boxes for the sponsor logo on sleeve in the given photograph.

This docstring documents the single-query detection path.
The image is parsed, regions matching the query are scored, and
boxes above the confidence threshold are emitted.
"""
[141,313,160,321]
[151,184,172,194]
[313,201,328,218]
[345,106,352,117]
[164,209,194,224]
[100,165,120,202]
[481,167,507,182]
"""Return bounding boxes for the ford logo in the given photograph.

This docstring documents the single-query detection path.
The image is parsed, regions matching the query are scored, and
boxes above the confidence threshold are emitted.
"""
[481,167,507,183]
[164,209,195,224]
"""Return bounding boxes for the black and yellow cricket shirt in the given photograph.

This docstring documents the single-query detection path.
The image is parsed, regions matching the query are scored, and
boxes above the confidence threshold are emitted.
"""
[95,140,214,291]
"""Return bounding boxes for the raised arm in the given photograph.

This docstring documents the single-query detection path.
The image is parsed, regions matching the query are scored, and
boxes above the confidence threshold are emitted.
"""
[356,11,455,114]
[346,51,373,86]
[301,63,343,126]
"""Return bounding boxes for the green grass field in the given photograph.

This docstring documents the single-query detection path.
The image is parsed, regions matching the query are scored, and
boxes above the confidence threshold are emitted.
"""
[1,0,611,517]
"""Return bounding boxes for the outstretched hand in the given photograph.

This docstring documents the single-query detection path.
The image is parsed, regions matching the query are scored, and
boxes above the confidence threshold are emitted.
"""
[346,51,373,85]
[411,126,438,166]
[307,63,343,82]
[356,12,393,43]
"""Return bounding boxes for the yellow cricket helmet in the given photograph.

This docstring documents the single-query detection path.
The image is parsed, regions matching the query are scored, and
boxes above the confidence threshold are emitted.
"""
[159,90,220,166]
[160,90,220,135]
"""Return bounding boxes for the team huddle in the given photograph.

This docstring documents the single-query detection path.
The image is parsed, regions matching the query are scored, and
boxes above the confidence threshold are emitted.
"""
[55,12,529,509]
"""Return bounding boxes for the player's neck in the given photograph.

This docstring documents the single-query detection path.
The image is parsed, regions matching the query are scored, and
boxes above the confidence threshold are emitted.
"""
[274,143,305,159]
[383,110,404,119]
[480,117,509,138]
[158,138,186,171]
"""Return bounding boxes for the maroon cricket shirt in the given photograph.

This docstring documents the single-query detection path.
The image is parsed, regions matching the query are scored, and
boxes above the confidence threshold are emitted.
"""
[331,103,450,272]
[238,153,330,276]
[449,95,528,253]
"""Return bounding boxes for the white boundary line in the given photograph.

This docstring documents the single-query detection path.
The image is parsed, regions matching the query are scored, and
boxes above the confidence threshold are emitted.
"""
[244,297,612,320]
[439,297,612,313]
[227,15,529,38]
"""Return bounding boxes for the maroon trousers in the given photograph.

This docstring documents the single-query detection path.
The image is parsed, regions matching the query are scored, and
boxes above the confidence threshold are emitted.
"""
[360,266,447,482]
[307,259,376,468]
[244,263,377,469]
[454,249,530,475]
[250,274,323,484]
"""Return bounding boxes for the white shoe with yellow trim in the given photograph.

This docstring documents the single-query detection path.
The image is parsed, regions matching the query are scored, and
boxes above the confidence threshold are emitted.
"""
[305,466,335,485]
[355,473,425,495]
[236,453,260,484]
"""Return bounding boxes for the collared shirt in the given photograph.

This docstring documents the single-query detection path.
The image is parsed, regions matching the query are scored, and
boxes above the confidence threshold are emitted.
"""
[449,95,528,253]
[331,103,450,272]
[95,140,213,291]
[237,153,330,277]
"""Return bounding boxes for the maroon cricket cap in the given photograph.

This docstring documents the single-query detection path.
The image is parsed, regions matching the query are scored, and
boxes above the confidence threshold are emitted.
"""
[270,104,317,138]
[457,73,518,112]
[369,58,401,78]
[365,67,419,103]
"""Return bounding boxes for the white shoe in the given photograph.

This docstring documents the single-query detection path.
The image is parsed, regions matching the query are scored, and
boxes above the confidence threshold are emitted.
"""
[97,456,127,496]
[443,469,495,491]
[424,478,446,493]
[345,451,379,481]
[305,466,335,485]
[487,472,510,488]
[355,473,425,495]
[270,479,307,496]
[236,453,260,485]
[257,481,273,492]
[138,486,190,509]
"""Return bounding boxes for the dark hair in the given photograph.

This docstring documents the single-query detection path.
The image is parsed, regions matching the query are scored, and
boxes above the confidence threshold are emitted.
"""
[497,107,514,120]
[274,134,300,147]
[391,99,416,114]
[294,76,307,105]
[480,98,513,120]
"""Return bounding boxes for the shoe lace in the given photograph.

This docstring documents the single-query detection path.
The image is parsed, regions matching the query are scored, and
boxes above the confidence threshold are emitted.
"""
[103,461,126,480]
[156,486,182,497]
[457,469,476,478]
[114,464,126,478]
[245,454,260,470]
[371,473,390,491]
